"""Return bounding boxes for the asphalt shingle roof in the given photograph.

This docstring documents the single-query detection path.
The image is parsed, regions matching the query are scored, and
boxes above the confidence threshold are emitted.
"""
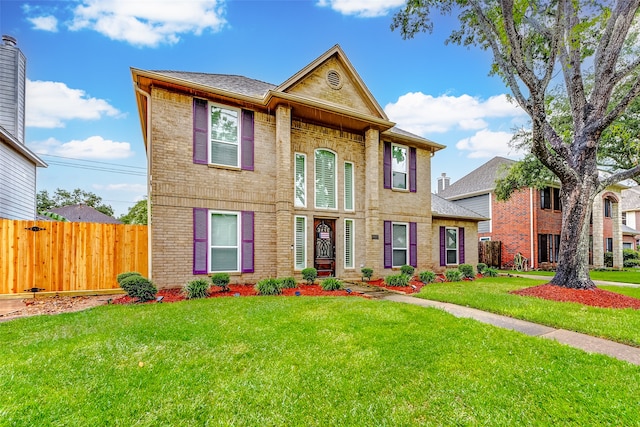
[151,71,276,98]
[622,187,640,212]
[437,156,515,200]
[431,194,488,220]
[48,204,122,224]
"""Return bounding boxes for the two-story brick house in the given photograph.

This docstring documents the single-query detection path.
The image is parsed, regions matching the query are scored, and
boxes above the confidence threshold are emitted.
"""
[438,156,627,269]
[132,45,483,287]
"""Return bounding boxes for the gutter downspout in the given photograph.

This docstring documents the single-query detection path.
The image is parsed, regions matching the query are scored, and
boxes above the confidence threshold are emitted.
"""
[530,188,535,269]
[135,84,152,281]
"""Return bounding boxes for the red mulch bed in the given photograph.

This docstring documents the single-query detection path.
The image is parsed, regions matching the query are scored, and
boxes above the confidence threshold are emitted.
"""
[365,278,427,294]
[111,284,366,305]
[511,284,640,309]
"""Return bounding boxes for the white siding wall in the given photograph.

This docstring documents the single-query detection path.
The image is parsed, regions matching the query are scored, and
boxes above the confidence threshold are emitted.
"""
[0,142,36,219]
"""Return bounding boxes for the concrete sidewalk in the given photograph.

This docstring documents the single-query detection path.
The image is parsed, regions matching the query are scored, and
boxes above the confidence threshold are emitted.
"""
[383,293,640,365]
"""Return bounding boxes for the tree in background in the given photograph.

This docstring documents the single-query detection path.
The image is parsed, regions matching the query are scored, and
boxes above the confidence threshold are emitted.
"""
[119,198,148,225]
[37,188,115,217]
[393,1,640,289]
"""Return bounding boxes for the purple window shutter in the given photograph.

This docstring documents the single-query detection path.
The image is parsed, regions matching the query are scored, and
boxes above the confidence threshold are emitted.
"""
[241,211,254,273]
[439,226,446,266]
[383,141,391,189]
[193,98,208,164]
[241,110,254,171]
[409,147,417,193]
[459,227,465,264]
[384,220,392,268]
[409,222,417,268]
[193,208,208,274]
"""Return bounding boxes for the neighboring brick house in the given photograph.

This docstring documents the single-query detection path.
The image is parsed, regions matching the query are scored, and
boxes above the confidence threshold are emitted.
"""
[0,35,47,220]
[438,156,627,269]
[131,45,482,287]
[621,187,640,249]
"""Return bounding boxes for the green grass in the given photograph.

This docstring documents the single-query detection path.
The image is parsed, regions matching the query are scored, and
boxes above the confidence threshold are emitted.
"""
[417,276,640,346]
[1,297,640,425]
[507,269,640,284]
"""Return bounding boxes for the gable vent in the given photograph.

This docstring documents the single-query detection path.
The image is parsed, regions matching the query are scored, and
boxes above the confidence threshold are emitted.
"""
[326,69,343,89]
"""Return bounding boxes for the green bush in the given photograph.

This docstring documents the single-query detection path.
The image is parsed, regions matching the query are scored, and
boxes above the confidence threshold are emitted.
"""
[476,263,488,274]
[210,272,231,291]
[400,264,415,277]
[623,249,639,261]
[624,259,640,268]
[385,274,410,287]
[418,270,436,284]
[444,269,463,282]
[183,278,211,299]
[281,277,297,288]
[119,275,157,302]
[301,268,318,285]
[604,252,613,268]
[458,264,475,279]
[320,277,343,291]
[361,267,374,281]
[255,278,283,295]
[116,271,142,285]
[483,267,499,277]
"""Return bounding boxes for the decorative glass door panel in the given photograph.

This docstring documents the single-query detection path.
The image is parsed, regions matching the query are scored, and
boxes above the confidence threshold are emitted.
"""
[314,219,335,277]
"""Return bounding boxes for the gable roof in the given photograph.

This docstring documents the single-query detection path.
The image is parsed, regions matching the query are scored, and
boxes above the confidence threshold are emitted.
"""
[438,156,515,200]
[622,187,640,212]
[0,125,47,167]
[48,204,122,224]
[431,193,488,221]
[147,72,275,98]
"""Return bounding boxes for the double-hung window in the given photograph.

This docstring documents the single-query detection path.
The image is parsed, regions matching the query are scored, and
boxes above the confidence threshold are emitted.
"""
[392,144,408,190]
[210,104,240,167]
[210,212,240,272]
[315,149,337,209]
[392,223,408,267]
[295,153,306,207]
[445,227,458,265]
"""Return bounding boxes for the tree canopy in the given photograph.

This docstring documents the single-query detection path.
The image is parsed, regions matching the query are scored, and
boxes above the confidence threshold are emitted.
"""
[119,198,148,225]
[37,188,115,217]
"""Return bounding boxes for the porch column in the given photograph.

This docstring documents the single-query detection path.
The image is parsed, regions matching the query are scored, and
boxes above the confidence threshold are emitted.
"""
[592,195,604,268]
[613,201,623,269]
[364,128,382,276]
[275,105,293,277]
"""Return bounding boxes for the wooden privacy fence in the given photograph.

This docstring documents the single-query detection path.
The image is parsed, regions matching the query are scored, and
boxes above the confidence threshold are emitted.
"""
[479,240,501,268]
[0,219,147,295]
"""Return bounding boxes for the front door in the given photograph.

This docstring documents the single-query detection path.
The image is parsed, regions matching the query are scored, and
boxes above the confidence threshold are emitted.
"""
[314,219,335,277]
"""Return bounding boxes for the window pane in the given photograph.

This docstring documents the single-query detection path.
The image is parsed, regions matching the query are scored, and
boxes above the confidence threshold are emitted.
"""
[446,249,457,265]
[392,171,406,189]
[210,106,238,144]
[211,141,238,166]
[295,154,306,207]
[345,219,354,268]
[295,217,306,270]
[393,249,407,266]
[392,224,407,248]
[211,248,237,271]
[344,162,353,210]
[446,228,457,250]
[315,150,336,209]
[211,214,237,246]
[392,145,407,189]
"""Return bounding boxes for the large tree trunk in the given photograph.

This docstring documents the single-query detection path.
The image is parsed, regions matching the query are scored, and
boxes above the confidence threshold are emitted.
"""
[550,180,597,290]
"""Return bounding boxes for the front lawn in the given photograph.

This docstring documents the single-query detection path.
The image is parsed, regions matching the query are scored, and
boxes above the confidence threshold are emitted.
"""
[1,296,639,425]
[507,269,640,284]
[417,276,640,346]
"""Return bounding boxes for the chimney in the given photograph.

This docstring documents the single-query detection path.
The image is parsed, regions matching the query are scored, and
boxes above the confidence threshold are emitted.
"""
[2,35,17,47]
[437,173,450,193]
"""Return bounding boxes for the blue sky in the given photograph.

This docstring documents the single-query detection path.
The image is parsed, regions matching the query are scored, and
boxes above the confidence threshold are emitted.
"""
[1,0,529,217]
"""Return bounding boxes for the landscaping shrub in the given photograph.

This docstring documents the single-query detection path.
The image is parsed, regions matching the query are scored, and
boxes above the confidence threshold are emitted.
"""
[624,259,640,268]
[255,278,283,295]
[458,264,475,279]
[183,278,211,299]
[418,270,436,284]
[623,249,639,261]
[281,277,297,288]
[483,267,499,277]
[604,252,613,268]
[119,275,157,302]
[301,268,318,285]
[320,277,343,291]
[116,271,141,285]
[361,267,373,281]
[211,272,231,291]
[385,274,410,287]
[400,264,415,277]
[445,269,463,282]
[476,263,488,274]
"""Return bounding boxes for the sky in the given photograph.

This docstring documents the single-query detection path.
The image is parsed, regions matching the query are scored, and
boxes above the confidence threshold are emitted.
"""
[1,0,529,217]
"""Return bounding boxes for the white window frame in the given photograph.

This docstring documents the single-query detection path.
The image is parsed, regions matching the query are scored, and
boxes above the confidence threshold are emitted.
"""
[294,216,307,270]
[209,102,241,168]
[294,153,306,207]
[209,210,241,273]
[344,161,354,211]
[344,218,355,269]
[392,222,408,268]
[314,149,337,210]
[391,143,408,190]
[446,227,459,265]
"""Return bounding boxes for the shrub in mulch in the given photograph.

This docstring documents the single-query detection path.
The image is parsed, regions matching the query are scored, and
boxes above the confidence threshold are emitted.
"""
[511,284,640,309]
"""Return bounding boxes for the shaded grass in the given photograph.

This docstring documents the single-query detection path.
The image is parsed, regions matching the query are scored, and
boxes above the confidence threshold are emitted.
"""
[417,276,640,346]
[1,297,639,425]
[508,269,640,284]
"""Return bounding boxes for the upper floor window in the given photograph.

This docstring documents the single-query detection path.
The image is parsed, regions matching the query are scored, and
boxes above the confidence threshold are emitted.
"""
[315,149,337,209]
[541,187,561,211]
[392,144,408,190]
[553,188,561,211]
[622,212,627,225]
[210,104,240,167]
[344,162,354,211]
[604,198,613,218]
[295,153,306,207]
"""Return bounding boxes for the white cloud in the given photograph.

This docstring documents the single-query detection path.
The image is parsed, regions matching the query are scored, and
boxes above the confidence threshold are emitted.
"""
[316,0,405,17]
[26,80,120,128]
[29,136,134,160]
[455,129,521,159]
[94,183,147,193]
[28,15,59,32]
[384,92,527,135]
[69,0,227,47]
